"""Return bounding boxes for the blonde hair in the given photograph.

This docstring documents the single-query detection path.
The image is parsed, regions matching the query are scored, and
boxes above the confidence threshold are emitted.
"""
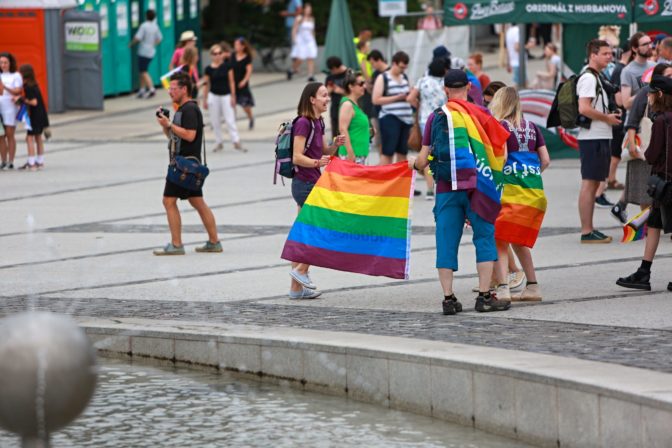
[489,86,522,128]
[181,46,198,67]
[209,43,222,54]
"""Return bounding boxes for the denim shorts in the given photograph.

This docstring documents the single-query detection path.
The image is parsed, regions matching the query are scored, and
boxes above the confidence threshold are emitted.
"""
[433,190,497,270]
[379,114,411,157]
[291,178,315,207]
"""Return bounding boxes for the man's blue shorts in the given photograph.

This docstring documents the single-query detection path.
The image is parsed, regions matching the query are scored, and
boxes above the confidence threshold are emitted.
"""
[433,190,497,271]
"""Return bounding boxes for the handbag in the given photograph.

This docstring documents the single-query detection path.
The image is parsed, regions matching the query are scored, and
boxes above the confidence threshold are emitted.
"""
[407,113,422,152]
[646,114,671,205]
[166,130,209,192]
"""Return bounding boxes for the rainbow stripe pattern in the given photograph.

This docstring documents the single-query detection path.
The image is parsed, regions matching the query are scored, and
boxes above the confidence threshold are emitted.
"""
[443,100,508,224]
[281,158,415,279]
[495,151,547,248]
[160,65,184,89]
[621,207,650,243]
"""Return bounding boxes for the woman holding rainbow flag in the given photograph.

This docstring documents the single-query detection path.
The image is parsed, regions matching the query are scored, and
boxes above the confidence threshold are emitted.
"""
[286,82,345,299]
[489,87,550,302]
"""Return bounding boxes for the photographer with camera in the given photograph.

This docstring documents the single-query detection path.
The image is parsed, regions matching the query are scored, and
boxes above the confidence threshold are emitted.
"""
[617,75,672,292]
[154,72,222,256]
[576,39,622,244]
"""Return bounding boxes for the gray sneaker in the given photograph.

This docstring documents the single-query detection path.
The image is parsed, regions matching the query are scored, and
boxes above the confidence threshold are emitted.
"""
[153,243,185,256]
[289,288,322,300]
[290,270,316,289]
[195,241,223,253]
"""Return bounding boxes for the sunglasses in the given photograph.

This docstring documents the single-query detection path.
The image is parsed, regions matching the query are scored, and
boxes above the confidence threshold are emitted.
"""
[211,51,223,55]
[356,81,366,86]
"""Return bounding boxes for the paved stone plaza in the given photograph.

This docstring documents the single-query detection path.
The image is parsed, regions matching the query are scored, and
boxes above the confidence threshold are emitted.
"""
[2,67,672,385]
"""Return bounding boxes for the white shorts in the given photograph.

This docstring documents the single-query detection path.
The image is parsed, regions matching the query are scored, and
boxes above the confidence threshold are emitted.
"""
[0,101,18,127]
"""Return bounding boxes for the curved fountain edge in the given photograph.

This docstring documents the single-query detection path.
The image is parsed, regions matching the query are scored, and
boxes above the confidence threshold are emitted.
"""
[80,317,671,447]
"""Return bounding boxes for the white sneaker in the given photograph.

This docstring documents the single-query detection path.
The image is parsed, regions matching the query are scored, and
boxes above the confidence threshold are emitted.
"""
[495,284,511,300]
[289,288,322,300]
[508,271,526,290]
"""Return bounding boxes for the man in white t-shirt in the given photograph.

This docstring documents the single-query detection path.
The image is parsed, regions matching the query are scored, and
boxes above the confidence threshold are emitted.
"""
[129,9,162,98]
[576,39,622,244]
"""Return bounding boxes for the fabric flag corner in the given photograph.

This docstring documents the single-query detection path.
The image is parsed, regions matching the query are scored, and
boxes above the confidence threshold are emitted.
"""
[621,207,650,243]
[281,158,415,279]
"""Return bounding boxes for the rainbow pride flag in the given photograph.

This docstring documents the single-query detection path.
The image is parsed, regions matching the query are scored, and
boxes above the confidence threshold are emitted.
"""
[495,151,547,248]
[281,158,415,279]
[160,65,184,89]
[447,100,508,224]
[621,207,650,243]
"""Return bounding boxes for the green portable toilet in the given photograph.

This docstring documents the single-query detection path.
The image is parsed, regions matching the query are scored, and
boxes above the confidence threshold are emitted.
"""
[129,0,141,91]
[79,0,132,96]
[143,0,163,87]
[175,0,200,71]
[111,0,132,94]
[154,0,175,75]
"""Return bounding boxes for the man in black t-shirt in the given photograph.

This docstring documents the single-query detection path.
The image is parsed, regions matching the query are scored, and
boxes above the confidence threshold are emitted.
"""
[325,56,348,139]
[154,72,222,256]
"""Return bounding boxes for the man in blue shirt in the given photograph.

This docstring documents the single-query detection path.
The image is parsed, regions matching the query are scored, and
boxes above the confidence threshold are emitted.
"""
[281,0,303,46]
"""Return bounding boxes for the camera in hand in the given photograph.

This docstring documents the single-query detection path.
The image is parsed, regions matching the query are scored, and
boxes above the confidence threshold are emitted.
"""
[156,107,170,119]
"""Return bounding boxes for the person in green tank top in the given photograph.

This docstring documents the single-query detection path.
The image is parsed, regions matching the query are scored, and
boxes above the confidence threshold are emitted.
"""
[338,70,371,164]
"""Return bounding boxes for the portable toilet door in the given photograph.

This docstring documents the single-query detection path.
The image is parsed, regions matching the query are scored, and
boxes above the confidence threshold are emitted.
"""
[112,0,132,94]
[155,0,175,75]
[143,0,163,87]
[175,0,200,69]
[129,0,141,91]
[81,0,115,95]
[174,0,195,42]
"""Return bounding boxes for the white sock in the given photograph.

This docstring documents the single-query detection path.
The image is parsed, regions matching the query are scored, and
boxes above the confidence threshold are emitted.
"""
[28,156,35,165]
[36,155,44,164]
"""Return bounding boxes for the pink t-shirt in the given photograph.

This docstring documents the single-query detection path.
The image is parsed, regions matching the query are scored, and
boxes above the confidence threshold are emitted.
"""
[171,48,185,68]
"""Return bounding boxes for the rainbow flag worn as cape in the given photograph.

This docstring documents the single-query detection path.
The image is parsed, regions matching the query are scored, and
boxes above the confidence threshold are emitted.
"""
[495,151,547,248]
[281,158,415,279]
[447,99,508,224]
[621,207,650,243]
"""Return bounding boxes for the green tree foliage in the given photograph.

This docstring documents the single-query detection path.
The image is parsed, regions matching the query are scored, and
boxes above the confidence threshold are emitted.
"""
[202,0,423,49]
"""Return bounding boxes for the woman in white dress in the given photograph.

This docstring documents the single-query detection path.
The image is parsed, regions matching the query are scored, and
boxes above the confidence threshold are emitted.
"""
[289,3,318,82]
[0,52,23,169]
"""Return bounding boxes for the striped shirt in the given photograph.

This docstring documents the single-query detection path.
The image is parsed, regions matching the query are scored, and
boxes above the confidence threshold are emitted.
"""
[379,71,413,125]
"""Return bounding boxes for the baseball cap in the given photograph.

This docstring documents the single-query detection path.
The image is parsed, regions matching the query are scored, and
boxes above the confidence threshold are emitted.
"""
[444,69,469,88]
[433,45,451,60]
[179,30,198,42]
[649,74,672,94]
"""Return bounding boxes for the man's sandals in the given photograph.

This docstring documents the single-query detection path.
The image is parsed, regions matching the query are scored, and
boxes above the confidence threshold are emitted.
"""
[607,180,625,190]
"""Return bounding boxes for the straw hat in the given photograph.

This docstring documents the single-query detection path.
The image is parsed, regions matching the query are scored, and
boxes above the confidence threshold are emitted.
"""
[179,30,197,42]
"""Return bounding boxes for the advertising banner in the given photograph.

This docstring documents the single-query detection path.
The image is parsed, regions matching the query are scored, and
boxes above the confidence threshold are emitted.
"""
[65,21,100,52]
[443,1,632,25]
[634,0,672,23]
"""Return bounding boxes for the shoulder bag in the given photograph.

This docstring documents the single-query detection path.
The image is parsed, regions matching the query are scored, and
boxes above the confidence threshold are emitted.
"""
[166,128,209,192]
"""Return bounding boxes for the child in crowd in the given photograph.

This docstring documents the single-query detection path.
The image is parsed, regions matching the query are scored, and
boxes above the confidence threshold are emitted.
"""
[18,64,49,170]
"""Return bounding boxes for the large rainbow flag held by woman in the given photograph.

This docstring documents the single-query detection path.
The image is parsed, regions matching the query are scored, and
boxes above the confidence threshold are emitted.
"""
[495,151,547,248]
[281,158,415,279]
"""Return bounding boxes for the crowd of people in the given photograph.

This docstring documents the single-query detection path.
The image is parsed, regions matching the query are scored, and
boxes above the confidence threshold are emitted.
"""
[276,28,672,313]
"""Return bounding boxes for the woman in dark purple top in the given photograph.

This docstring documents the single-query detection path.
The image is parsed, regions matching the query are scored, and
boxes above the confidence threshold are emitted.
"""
[288,82,345,300]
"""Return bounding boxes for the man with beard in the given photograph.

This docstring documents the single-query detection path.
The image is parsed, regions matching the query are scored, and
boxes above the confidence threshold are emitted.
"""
[621,32,656,111]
